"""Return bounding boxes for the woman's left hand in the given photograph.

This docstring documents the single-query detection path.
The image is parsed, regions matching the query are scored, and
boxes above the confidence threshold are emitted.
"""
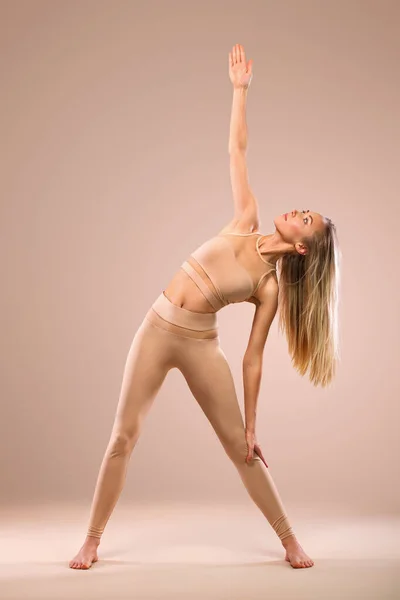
[245,428,268,467]
[229,44,253,89]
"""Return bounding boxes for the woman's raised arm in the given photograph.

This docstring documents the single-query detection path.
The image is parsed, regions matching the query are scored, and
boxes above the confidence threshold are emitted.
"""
[228,44,258,221]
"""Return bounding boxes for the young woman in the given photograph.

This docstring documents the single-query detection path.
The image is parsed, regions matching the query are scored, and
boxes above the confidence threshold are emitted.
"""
[69,44,340,571]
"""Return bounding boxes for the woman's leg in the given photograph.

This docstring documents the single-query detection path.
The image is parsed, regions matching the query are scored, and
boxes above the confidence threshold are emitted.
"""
[70,317,172,568]
[87,318,173,537]
[177,339,295,543]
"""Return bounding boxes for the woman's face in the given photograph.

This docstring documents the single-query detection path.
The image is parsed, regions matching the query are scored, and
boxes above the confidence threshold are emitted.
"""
[274,209,325,244]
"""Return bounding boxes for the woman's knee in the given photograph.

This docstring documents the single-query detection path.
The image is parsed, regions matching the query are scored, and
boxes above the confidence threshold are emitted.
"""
[224,432,261,465]
[108,431,137,458]
[223,434,251,465]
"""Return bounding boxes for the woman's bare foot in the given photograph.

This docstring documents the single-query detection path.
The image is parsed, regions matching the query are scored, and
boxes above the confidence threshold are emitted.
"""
[69,536,100,570]
[282,535,314,568]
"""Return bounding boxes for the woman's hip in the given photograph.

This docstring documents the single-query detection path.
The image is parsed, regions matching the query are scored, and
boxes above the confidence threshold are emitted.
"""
[144,291,219,340]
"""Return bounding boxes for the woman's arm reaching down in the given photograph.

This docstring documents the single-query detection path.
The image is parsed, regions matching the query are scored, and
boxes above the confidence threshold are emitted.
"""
[242,277,279,434]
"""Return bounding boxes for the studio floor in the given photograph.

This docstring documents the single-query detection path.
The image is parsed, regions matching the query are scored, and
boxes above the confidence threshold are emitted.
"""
[0,502,398,600]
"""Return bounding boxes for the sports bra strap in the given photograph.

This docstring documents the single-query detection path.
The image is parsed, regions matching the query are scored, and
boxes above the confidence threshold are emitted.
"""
[253,267,276,294]
[222,232,276,266]
[221,231,261,236]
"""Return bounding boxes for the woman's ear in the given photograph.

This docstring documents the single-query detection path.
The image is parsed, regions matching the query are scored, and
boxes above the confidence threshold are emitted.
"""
[295,242,308,256]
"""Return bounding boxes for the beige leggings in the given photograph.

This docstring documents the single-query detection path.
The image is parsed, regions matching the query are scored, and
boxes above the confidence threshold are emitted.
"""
[86,292,295,542]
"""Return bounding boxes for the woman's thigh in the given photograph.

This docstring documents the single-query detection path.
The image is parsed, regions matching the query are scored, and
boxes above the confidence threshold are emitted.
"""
[177,340,252,463]
[111,318,174,439]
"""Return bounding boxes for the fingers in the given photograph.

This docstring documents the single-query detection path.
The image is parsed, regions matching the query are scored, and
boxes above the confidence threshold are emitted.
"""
[246,443,253,463]
[246,447,269,467]
[254,446,269,468]
[231,44,245,64]
[246,445,254,463]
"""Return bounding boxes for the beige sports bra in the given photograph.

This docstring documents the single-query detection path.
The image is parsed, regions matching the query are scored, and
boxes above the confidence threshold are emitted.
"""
[180,231,276,311]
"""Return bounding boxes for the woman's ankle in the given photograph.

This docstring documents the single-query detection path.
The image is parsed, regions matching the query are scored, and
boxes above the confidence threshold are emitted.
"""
[85,535,101,545]
[281,534,298,548]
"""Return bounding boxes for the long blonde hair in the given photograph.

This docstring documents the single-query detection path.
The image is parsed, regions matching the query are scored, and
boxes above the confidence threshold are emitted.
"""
[277,217,341,387]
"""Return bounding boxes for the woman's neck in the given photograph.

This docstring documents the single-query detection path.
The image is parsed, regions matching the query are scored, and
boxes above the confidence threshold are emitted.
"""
[258,233,294,263]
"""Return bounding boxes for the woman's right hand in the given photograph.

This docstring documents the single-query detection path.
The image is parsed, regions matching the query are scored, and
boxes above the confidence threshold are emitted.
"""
[229,44,253,89]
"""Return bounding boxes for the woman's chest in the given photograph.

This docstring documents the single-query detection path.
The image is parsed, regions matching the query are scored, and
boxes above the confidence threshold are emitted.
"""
[190,235,270,299]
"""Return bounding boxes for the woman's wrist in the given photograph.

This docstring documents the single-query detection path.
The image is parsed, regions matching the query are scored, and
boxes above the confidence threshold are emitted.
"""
[233,84,249,92]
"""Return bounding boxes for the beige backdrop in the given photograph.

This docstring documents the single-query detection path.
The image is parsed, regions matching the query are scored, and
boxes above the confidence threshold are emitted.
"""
[1,0,399,515]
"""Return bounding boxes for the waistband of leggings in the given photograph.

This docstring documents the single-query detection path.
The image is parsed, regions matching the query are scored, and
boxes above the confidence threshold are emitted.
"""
[148,291,218,333]
[145,309,218,339]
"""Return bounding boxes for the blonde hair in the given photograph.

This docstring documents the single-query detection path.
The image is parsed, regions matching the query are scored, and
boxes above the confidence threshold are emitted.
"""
[277,217,341,387]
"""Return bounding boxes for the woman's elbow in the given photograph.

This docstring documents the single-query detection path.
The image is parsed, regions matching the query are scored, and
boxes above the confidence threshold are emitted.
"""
[242,351,263,369]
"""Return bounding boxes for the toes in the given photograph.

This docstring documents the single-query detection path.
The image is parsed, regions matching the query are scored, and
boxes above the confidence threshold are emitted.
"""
[69,558,93,570]
[287,554,314,568]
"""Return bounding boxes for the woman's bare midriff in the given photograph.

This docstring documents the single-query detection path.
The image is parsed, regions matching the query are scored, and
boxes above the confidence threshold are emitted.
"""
[163,257,219,313]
